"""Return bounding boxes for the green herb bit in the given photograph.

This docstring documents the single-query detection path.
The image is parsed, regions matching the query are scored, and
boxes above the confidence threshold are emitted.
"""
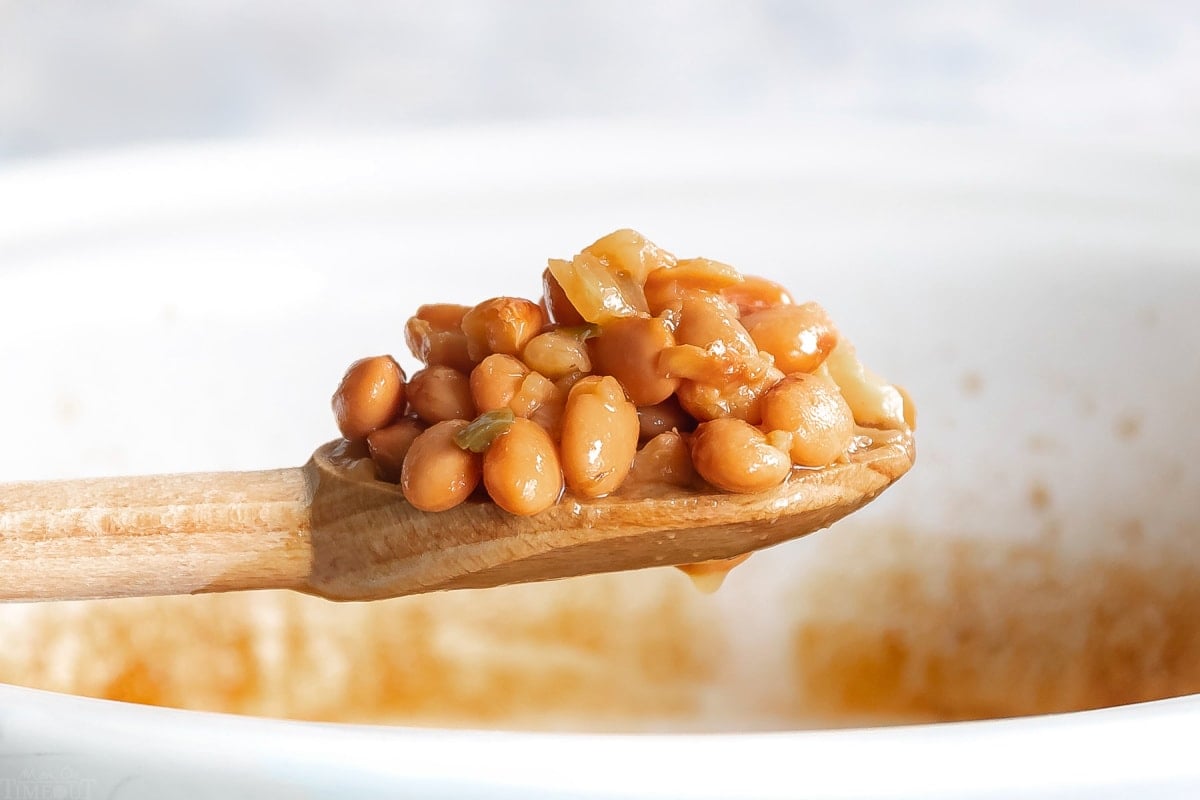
[453,408,516,453]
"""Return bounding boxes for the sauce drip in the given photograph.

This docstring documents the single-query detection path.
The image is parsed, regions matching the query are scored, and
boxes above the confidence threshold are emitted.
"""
[676,553,752,593]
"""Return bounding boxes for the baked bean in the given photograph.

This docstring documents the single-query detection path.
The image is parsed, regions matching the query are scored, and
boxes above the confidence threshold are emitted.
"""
[401,420,481,512]
[742,302,838,374]
[470,354,529,414]
[461,297,545,361]
[623,430,697,491]
[334,228,913,512]
[404,304,474,373]
[676,355,783,423]
[547,254,649,324]
[721,275,794,316]
[644,259,743,315]
[407,366,476,424]
[331,355,407,441]
[542,268,586,326]
[821,341,909,430]
[589,315,680,406]
[583,228,676,284]
[637,396,697,441]
[522,328,592,379]
[760,373,855,467]
[673,291,757,357]
[416,303,471,328]
[366,417,425,482]
[690,418,791,493]
[560,375,639,497]
[483,418,564,516]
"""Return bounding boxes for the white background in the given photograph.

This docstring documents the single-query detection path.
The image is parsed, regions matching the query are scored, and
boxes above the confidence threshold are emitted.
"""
[2,0,1199,160]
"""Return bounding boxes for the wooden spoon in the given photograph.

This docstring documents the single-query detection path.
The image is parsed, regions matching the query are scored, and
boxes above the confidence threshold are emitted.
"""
[0,432,914,602]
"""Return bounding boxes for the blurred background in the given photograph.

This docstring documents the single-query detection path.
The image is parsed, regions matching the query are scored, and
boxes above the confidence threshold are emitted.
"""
[3,0,1200,774]
[2,0,1198,160]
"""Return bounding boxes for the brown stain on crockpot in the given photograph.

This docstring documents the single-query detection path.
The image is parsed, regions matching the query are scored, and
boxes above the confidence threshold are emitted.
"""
[1119,520,1145,546]
[1025,434,1056,454]
[789,528,1200,722]
[1114,413,1143,441]
[0,571,721,728]
[6,528,1200,729]
[1028,481,1051,513]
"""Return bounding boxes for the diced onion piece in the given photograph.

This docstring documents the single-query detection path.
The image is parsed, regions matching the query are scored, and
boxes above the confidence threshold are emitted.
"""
[644,259,744,315]
[548,254,649,324]
[665,258,744,290]
[821,340,909,430]
[583,228,676,284]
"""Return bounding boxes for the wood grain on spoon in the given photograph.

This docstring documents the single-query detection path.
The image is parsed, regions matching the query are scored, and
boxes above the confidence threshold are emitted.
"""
[0,432,913,602]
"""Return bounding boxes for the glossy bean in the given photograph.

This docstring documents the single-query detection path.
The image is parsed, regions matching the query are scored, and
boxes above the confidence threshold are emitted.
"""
[407,366,476,424]
[690,418,791,493]
[721,275,794,316]
[401,420,481,512]
[590,315,680,406]
[404,304,474,373]
[760,373,855,467]
[483,418,564,516]
[560,375,639,497]
[673,291,757,357]
[331,355,407,441]
[366,417,426,482]
[522,329,592,379]
[742,302,838,374]
[636,397,697,441]
[461,297,546,361]
[469,354,529,414]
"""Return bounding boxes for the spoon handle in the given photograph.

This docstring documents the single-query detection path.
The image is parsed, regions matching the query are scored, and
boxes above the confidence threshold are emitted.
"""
[0,468,313,601]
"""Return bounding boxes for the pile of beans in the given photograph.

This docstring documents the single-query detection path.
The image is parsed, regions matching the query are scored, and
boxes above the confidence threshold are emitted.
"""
[331,229,913,516]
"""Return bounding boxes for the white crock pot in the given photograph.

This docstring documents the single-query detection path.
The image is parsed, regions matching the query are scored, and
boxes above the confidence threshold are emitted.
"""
[0,123,1197,798]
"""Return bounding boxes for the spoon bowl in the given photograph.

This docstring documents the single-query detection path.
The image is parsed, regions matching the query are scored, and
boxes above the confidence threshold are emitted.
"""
[305,430,915,600]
